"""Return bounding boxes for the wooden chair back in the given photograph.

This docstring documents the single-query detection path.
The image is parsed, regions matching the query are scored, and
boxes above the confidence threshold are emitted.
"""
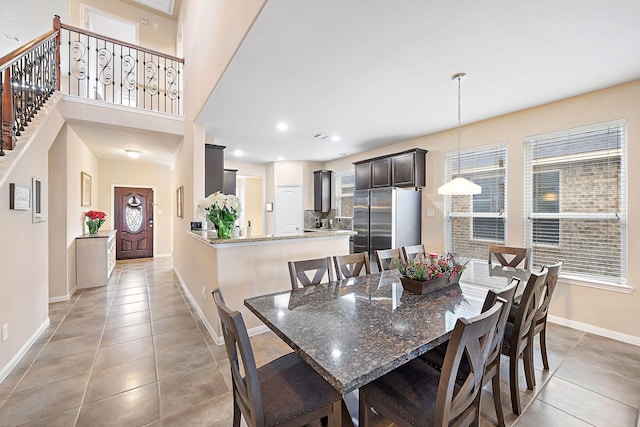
[375,248,402,271]
[436,301,504,425]
[401,244,425,263]
[333,252,370,279]
[213,290,264,426]
[288,257,334,289]
[483,278,520,368]
[488,244,532,269]
[534,260,564,327]
[509,268,548,354]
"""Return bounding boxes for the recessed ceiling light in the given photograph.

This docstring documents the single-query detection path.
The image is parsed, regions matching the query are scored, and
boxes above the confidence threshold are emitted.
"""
[331,135,341,142]
[339,152,348,156]
[125,149,142,158]
[276,123,288,131]
[234,149,243,156]
[277,156,284,161]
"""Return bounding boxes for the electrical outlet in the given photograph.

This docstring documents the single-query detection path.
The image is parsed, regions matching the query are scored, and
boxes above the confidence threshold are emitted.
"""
[201,286,206,299]
[2,324,7,342]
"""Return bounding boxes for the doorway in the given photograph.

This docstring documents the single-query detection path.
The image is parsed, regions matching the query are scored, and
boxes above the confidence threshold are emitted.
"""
[114,187,154,260]
[275,186,302,235]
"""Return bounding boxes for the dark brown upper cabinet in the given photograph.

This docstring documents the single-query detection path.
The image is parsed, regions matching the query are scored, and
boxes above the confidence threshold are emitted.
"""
[314,170,332,212]
[354,148,427,189]
[355,162,372,190]
[372,157,392,188]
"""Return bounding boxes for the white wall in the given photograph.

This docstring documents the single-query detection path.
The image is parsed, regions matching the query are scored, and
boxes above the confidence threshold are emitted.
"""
[0,102,64,376]
[325,80,640,340]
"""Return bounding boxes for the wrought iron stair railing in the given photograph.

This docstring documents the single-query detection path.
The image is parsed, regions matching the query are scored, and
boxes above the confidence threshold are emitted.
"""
[0,16,184,156]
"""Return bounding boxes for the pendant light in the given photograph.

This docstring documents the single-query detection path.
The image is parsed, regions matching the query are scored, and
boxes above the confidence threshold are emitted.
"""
[438,72,482,196]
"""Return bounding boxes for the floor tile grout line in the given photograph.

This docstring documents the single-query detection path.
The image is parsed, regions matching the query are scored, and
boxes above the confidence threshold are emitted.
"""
[146,261,163,424]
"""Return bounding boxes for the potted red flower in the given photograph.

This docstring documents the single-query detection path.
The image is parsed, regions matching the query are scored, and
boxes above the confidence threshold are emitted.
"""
[85,210,107,235]
[396,252,468,294]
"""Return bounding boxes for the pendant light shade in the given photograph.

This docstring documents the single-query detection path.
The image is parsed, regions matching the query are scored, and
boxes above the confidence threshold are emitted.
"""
[438,72,482,196]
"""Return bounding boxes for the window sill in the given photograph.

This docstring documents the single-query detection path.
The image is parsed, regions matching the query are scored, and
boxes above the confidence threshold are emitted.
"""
[559,276,633,294]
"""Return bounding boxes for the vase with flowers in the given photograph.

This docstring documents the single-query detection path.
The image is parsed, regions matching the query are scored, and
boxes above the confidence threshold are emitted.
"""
[396,252,468,294]
[85,210,107,235]
[197,192,241,239]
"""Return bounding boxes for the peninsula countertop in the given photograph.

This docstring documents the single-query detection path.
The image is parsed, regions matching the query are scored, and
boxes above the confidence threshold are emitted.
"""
[189,229,355,246]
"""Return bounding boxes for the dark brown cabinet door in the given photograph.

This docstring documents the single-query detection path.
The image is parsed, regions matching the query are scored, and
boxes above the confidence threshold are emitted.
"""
[392,152,416,186]
[114,187,154,260]
[355,162,371,190]
[314,170,332,212]
[372,157,392,187]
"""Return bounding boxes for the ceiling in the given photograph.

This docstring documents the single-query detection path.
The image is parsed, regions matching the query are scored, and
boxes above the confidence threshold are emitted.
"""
[69,121,182,167]
[197,0,640,164]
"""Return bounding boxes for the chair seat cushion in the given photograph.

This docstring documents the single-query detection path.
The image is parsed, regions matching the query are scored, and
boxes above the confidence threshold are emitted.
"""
[258,352,341,426]
[361,358,456,426]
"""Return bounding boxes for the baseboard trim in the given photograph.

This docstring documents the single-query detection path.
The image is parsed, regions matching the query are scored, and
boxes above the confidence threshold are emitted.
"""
[49,286,76,303]
[247,325,270,337]
[172,267,223,346]
[0,318,50,383]
[548,315,640,347]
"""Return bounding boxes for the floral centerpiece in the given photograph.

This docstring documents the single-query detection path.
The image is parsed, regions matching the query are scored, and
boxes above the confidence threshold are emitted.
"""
[396,252,468,294]
[197,192,241,239]
[85,210,107,235]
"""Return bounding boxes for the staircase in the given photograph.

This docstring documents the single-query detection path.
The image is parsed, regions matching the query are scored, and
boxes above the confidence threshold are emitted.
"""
[0,16,184,182]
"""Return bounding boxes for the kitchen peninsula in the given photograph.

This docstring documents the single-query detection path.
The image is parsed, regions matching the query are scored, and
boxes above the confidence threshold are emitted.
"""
[189,229,355,339]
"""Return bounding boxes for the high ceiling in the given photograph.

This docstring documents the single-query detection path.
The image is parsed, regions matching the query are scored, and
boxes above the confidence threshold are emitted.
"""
[197,0,640,164]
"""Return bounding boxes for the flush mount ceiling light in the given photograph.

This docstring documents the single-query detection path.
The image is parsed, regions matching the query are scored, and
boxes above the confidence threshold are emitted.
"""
[125,149,142,159]
[438,72,482,196]
[276,122,288,131]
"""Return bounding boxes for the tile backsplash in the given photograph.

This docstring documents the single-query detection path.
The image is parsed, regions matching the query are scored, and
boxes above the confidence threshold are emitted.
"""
[304,210,353,230]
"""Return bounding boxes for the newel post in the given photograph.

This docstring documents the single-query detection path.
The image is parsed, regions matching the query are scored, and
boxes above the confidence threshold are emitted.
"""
[53,15,61,91]
[1,67,15,151]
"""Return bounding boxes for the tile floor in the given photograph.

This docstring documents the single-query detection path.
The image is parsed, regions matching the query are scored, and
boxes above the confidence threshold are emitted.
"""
[0,257,638,426]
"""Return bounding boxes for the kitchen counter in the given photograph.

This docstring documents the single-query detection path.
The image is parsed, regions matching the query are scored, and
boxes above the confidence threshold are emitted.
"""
[189,229,355,246]
[188,228,353,338]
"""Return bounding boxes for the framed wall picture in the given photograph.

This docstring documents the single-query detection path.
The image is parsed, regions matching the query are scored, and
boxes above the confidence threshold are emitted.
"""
[81,172,91,206]
[32,176,46,223]
[177,185,184,218]
[9,183,31,210]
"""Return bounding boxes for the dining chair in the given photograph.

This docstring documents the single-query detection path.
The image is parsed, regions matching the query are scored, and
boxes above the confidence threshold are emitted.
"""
[288,257,334,289]
[333,252,370,279]
[401,244,425,263]
[359,300,504,427]
[420,278,519,427]
[375,248,402,271]
[530,259,564,374]
[212,290,342,427]
[502,268,548,414]
[488,244,532,269]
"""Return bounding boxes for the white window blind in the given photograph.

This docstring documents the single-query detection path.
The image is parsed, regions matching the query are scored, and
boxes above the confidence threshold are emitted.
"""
[334,171,355,218]
[524,120,627,286]
[444,144,507,260]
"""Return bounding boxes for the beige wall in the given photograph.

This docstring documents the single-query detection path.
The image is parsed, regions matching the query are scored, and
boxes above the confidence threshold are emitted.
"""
[326,80,640,340]
[97,159,173,256]
[0,102,64,374]
[69,0,178,55]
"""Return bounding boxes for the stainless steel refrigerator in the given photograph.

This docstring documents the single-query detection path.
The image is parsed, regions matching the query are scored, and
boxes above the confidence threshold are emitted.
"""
[353,187,422,261]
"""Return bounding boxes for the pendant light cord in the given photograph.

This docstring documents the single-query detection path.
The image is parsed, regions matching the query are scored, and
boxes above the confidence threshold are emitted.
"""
[457,75,462,177]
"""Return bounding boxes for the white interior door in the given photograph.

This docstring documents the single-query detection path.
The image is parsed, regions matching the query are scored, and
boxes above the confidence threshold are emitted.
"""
[275,186,303,235]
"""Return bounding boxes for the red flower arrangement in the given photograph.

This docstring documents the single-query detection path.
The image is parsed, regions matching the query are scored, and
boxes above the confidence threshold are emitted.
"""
[397,252,467,283]
[85,210,107,234]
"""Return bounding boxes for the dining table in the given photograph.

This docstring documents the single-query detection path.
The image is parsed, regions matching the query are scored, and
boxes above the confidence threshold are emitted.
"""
[244,260,530,396]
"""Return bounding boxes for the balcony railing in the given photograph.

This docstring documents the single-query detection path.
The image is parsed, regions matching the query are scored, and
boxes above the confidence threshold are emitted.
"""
[0,16,184,155]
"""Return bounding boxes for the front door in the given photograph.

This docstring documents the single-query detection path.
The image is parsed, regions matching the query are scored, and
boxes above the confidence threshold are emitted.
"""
[114,187,154,259]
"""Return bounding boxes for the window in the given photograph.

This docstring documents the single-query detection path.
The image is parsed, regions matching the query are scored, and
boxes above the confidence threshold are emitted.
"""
[524,120,627,286]
[444,144,507,260]
[334,171,355,217]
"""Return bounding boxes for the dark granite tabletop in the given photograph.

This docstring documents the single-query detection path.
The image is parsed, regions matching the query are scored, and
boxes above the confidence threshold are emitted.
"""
[244,260,530,394]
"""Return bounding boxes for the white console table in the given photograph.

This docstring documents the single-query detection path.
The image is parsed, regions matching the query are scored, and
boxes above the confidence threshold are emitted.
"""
[76,230,116,289]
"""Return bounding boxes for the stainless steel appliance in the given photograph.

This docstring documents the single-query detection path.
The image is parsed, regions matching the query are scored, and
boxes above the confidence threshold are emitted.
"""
[353,187,422,262]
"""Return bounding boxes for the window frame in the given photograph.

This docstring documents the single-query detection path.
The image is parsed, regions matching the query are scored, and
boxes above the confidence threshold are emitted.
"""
[524,120,628,289]
[444,143,508,259]
[334,170,355,218]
